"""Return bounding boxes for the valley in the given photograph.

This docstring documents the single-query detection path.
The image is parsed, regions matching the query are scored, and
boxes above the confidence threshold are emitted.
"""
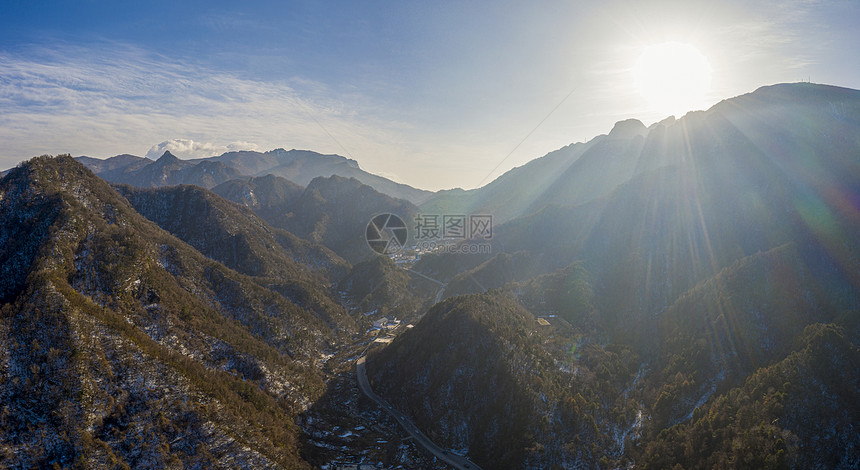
[1,83,859,469]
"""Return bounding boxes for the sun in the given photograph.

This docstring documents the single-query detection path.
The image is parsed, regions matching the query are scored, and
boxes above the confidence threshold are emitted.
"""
[633,42,712,117]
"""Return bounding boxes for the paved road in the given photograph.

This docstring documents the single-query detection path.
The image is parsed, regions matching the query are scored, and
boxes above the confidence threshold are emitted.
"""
[435,286,446,304]
[405,268,444,286]
[403,267,446,304]
[356,356,482,470]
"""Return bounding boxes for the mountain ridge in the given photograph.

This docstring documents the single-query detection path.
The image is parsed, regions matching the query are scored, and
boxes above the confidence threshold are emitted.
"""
[0,155,354,468]
[77,147,433,205]
[2,82,859,468]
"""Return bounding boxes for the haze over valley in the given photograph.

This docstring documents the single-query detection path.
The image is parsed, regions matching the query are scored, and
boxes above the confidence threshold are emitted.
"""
[2,1,859,469]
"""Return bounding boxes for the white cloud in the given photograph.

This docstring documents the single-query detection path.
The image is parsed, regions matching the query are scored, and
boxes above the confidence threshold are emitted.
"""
[0,43,591,190]
[3,1,852,192]
[145,139,261,160]
[0,44,410,180]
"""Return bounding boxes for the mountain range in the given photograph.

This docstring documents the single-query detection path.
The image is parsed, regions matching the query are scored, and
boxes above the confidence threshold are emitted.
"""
[2,82,858,468]
[77,148,433,205]
[375,83,860,468]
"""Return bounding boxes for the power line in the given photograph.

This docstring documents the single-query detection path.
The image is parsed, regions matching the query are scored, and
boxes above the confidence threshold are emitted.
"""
[293,96,357,161]
[473,86,577,189]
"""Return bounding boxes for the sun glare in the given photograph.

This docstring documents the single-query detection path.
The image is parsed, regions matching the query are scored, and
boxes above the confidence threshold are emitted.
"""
[633,42,712,118]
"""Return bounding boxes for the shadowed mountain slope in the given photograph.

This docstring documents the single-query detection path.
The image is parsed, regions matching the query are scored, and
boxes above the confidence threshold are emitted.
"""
[418,83,860,317]
[114,184,354,334]
[212,174,305,216]
[422,83,860,227]
[374,83,860,468]
[217,175,419,264]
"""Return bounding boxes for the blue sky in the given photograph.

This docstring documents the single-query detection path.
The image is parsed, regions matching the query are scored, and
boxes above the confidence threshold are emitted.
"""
[1,0,858,189]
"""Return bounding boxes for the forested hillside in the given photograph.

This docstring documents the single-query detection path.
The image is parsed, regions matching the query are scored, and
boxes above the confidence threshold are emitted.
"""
[0,156,344,468]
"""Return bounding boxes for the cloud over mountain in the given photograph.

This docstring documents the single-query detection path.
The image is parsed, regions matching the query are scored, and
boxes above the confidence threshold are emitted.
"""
[0,45,404,181]
[145,139,261,160]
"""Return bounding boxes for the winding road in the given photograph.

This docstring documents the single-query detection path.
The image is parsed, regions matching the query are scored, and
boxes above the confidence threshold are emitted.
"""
[403,268,446,303]
[356,356,482,470]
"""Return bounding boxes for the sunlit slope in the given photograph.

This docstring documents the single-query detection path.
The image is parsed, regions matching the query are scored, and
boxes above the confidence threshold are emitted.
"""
[0,156,341,468]
[639,322,859,469]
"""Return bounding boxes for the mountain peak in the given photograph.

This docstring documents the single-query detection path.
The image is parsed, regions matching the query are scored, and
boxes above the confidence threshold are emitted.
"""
[608,118,648,139]
[710,82,860,114]
[156,150,180,163]
[15,154,98,188]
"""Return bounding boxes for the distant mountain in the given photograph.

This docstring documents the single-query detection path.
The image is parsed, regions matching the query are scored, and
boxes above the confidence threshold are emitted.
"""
[93,151,244,189]
[419,83,860,308]
[284,175,419,264]
[0,155,346,468]
[5,82,860,469]
[215,174,419,264]
[211,173,306,230]
[77,148,433,204]
[421,83,860,225]
[212,174,305,212]
[417,118,652,225]
[199,149,361,182]
[205,148,433,204]
[418,139,596,224]
[76,153,148,173]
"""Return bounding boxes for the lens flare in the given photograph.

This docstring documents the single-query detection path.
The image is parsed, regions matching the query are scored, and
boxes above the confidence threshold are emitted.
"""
[633,42,713,117]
